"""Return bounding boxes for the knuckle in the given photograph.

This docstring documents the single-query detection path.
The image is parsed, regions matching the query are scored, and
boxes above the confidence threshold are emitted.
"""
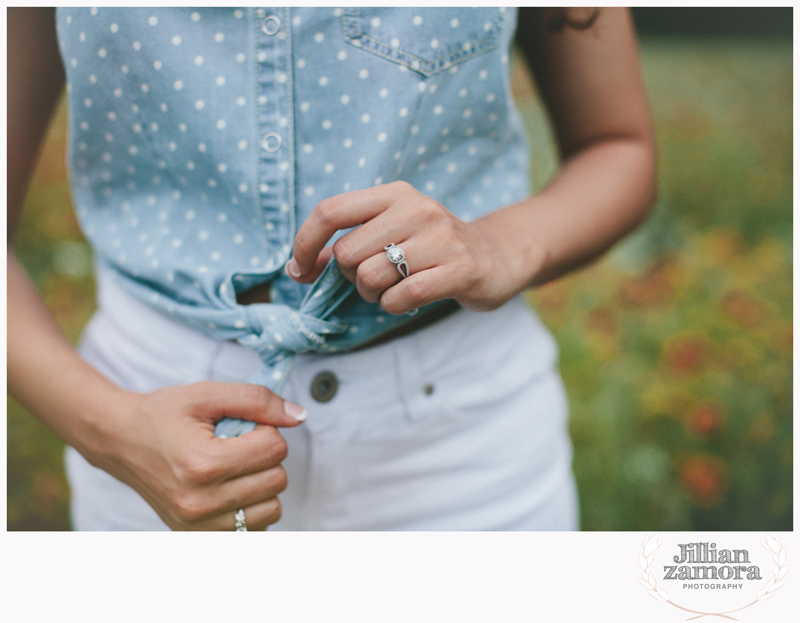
[265,429,289,463]
[405,279,431,306]
[266,498,283,525]
[357,262,384,291]
[185,381,216,409]
[240,384,275,412]
[408,201,431,221]
[173,492,209,523]
[272,466,289,494]
[182,453,221,486]
[291,233,314,263]
[315,198,339,227]
[419,198,445,222]
[380,292,403,316]
[389,180,413,195]
[332,237,357,268]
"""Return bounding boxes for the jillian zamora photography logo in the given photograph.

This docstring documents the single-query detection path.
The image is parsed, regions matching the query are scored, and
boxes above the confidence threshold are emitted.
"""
[637,534,788,619]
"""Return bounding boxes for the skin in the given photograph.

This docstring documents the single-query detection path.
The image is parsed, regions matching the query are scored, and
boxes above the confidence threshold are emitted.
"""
[7,9,303,531]
[287,8,656,313]
[7,8,655,530]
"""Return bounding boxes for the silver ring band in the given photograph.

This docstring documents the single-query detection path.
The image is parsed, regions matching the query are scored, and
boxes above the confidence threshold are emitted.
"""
[384,243,410,279]
[396,261,409,278]
[385,243,417,316]
[234,508,247,531]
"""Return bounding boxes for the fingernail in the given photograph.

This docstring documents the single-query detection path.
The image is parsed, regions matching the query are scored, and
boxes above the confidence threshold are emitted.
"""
[286,259,303,278]
[283,400,308,422]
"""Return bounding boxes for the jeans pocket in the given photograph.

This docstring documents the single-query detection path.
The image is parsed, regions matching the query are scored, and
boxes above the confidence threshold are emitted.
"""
[352,297,560,441]
[342,7,507,77]
[408,298,559,417]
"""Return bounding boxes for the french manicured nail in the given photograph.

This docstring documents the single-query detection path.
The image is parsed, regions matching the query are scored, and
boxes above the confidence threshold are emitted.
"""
[286,258,303,278]
[283,400,308,422]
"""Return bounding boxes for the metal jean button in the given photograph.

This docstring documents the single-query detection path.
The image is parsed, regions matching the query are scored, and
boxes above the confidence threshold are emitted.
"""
[261,133,282,152]
[262,15,281,36]
[310,371,338,403]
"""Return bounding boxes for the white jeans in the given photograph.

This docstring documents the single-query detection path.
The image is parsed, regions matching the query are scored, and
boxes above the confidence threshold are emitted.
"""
[66,268,579,530]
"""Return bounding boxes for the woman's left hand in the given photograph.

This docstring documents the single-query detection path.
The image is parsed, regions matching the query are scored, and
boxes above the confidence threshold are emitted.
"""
[286,181,520,315]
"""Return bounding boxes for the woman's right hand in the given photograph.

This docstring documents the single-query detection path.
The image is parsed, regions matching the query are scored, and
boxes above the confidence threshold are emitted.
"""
[92,382,307,531]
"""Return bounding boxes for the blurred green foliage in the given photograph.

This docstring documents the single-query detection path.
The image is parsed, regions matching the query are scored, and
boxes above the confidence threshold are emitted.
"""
[519,38,792,530]
[7,37,792,531]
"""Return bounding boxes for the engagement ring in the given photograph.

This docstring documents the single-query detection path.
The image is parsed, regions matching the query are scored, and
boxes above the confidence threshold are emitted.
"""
[234,508,247,531]
[385,243,418,316]
[384,243,410,278]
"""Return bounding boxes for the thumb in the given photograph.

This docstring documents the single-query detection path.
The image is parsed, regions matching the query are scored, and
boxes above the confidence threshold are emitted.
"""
[187,381,307,428]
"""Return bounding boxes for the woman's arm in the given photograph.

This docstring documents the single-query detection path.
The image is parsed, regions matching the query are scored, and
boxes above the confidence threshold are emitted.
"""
[7,8,124,470]
[497,6,656,286]
[7,8,303,530]
[286,8,655,314]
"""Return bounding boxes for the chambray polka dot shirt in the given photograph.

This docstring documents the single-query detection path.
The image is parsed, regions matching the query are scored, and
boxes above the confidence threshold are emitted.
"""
[56,7,531,423]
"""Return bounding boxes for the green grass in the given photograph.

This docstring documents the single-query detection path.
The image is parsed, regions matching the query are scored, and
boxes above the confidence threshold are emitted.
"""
[7,37,792,531]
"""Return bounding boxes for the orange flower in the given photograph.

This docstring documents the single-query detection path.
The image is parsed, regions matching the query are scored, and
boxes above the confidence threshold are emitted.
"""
[721,289,765,327]
[679,455,727,508]
[662,334,707,375]
[685,400,726,437]
[585,305,618,336]
[618,256,681,309]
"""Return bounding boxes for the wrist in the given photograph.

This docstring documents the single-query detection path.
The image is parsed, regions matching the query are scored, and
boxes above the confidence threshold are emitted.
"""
[470,204,550,302]
[76,384,140,470]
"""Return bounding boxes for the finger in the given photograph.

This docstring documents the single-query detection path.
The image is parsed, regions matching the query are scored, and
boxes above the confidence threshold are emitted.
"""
[168,462,287,527]
[286,246,334,284]
[185,381,308,428]
[328,208,418,282]
[355,253,403,303]
[232,497,282,531]
[380,265,460,315]
[291,182,416,277]
[196,497,282,531]
[215,464,288,510]
[355,239,442,303]
[211,424,289,479]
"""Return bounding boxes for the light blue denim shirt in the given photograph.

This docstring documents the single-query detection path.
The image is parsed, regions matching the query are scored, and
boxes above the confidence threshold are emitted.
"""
[56,7,532,436]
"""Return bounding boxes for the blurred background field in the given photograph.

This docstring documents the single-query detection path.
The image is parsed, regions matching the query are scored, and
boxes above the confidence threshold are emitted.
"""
[7,13,792,530]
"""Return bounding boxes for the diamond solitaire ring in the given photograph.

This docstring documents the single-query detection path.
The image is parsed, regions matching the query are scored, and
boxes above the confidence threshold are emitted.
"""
[234,508,247,532]
[384,243,417,316]
[384,243,410,278]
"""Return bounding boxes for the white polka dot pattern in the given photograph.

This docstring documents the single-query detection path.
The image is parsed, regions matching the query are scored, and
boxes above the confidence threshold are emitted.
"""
[54,7,530,403]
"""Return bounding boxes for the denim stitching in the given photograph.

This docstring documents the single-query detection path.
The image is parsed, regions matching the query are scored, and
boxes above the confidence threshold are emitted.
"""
[342,8,504,76]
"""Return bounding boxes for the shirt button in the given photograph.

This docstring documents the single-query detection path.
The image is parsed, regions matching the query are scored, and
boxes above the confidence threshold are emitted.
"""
[311,371,338,403]
[261,133,282,152]
[262,15,281,36]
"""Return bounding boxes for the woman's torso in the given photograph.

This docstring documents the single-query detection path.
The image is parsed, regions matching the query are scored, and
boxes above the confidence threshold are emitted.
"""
[66,264,577,530]
[56,7,531,325]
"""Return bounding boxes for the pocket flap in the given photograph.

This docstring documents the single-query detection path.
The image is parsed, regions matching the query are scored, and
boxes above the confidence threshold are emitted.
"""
[342,8,506,77]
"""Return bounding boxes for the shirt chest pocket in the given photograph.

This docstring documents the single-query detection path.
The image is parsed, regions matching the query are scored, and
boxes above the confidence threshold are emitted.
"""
[342,7,507,77]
